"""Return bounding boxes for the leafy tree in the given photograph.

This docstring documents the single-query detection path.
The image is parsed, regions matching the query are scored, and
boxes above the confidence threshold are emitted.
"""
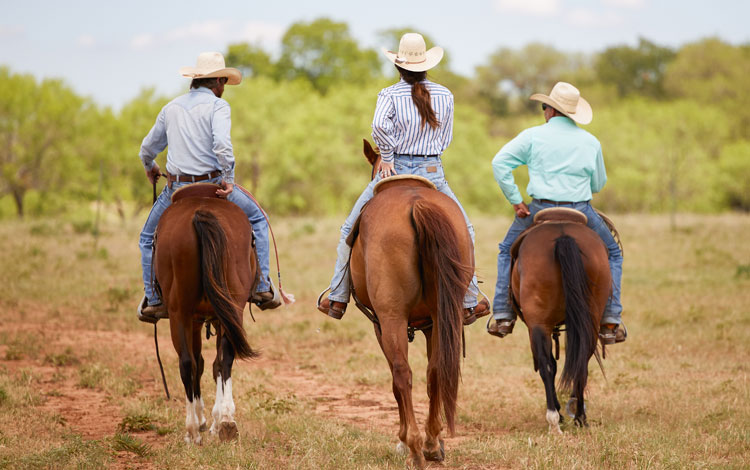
[716,140,750,211]
[225,43,276,79]
[594,38,675,99]
[275,18,382,92]
[0,67,85,217]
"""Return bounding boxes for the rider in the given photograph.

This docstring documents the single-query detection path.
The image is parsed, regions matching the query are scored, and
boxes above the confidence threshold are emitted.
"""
[488,82,625,344]
[316,33,489,323]
[137,51,281,322]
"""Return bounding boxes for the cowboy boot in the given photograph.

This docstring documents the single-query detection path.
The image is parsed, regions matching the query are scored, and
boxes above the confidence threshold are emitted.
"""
[251,280,283,310]
[317,297,347,320]
[599,323,627,345]
[137,295,168,323]
[487,318,515,338]
[463,298,490,325]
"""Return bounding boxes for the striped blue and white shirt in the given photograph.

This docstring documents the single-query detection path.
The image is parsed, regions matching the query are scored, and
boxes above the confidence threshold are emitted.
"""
[371,79,453,163]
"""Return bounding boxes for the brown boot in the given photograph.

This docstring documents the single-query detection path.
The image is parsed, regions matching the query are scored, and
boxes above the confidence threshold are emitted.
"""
[137,296,168,323]
[317,297,347,320]
[487,319,515,338]
[599,323,627,344]
[463,298,490,325]
[250,280,283,310]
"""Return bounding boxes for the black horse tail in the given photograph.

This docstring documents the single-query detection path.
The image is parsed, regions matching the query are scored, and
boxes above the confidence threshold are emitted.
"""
[555,235,596,397]
[193,210,257,360]
[411,198,472,435]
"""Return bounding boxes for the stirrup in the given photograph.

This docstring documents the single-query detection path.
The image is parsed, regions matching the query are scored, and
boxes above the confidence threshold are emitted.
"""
[137,295,160,324]
[253,280,282,310]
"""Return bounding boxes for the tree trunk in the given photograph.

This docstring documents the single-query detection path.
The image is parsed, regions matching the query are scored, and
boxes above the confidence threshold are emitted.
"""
[11,187,24,219]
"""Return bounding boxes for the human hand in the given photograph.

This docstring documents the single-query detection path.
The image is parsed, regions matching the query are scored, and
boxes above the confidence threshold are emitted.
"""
[216,181,234,198]
[513,202,531,218]
[145,163,161,185]
[378,161,396,178]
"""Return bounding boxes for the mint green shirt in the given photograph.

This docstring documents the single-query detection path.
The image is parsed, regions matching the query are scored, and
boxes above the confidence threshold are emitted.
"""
[492,116,607,205]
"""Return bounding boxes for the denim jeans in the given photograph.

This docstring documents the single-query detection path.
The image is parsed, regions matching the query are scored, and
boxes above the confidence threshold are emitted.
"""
[139,176,271,305]
[492,199,623,324]
[328,155,480,308]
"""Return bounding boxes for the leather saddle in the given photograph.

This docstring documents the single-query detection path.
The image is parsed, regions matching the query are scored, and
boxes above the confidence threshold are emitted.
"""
[510,207,588,259]
[346,175,437,247]
[171,183,222,203]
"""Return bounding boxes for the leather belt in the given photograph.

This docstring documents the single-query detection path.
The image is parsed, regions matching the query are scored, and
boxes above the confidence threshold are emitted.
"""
[167,170,221,183]
[397,153,439,158]
[534,199,578,205]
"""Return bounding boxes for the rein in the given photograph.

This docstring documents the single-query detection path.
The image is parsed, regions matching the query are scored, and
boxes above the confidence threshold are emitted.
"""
[151,176,171,401]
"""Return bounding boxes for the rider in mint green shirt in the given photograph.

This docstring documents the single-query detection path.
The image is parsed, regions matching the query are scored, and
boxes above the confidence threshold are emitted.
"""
[488,82,625,345]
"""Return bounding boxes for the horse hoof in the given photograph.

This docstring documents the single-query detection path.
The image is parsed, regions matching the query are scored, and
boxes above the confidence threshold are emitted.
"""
[422,442,445,462]
[396,441,408,456]
[199,422,208,433]
[574,416,589,428]
[218,421,238,442]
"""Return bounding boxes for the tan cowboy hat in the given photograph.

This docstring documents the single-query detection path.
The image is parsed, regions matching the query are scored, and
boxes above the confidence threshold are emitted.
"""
[530,82,592,125]
[179,51,242,85]
[381,33,443,72]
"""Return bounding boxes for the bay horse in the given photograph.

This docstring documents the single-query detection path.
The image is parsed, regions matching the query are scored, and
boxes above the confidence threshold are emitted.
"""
[154,183,257,444]
[348,140,473,469]
[510,209,610,433]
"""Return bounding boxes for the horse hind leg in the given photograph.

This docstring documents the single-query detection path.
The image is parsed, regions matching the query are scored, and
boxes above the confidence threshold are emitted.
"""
[211,332,238,442]
[177,335,202,445]
[422,328,444,462]
[193,325,207,433]
[531,326,562,435]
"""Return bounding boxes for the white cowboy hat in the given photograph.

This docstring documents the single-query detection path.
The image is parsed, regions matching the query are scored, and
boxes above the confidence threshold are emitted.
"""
[179,51,242,85]
[381,33,443,72]
[530,82,592,125]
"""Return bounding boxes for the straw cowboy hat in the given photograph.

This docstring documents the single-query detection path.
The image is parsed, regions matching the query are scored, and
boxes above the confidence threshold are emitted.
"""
[179,52,242,85]
[530,82,592,125]
[382,33,443,72]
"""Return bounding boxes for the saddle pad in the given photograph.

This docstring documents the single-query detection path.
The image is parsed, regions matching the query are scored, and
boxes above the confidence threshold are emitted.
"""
[171,183,222,203]
[373,175,437,195]
[533,207,588,225]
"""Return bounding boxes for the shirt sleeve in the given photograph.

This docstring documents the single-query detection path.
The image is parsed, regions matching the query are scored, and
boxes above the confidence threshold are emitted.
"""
[440,94,454,152]
[590,143,607,194]
[492,129,532,205]
[212,99,235,184]
[139,108,168,170]
[371,90,397,163]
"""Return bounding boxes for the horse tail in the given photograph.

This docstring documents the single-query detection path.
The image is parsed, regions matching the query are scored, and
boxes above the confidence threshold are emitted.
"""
[411,198,471,434]
[554,235,596,396]
[193,210,257,360]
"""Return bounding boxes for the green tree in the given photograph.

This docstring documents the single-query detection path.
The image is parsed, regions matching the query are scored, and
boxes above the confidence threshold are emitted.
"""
[595,38,675,99]
[716,140,750,211]
[225,43,276,79]
[276,18,382,92]
[0,67,85,217]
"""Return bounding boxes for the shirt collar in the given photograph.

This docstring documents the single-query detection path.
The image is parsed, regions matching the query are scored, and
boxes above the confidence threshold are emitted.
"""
[190,87,216,96]
[548,115,576,127]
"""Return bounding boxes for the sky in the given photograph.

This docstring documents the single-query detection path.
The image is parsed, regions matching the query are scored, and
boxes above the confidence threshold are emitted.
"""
[1,0,747,109]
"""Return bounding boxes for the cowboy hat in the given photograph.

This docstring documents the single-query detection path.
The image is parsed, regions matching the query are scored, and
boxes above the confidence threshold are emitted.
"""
[179,51,242,85]
[530,82,592,125]
[382,33,443,72]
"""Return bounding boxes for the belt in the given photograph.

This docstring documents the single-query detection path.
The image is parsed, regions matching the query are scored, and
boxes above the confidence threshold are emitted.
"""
[397,153,439,158]
[167,170,222,183]
[534,199,579,205]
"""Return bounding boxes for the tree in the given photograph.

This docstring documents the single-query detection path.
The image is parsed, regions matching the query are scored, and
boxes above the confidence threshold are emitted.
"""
[276,18,382,92]
[0,67,85,217]
[595,38,675,99]
[225,43,276,79]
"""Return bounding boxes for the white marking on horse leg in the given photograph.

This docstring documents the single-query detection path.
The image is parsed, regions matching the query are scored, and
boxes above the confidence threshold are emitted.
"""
[547,409,562,435]
[197,396,207,431]
[185,397,202,444]
[220,377,236,424]
[210,373,223,436]
[396,440,408,456]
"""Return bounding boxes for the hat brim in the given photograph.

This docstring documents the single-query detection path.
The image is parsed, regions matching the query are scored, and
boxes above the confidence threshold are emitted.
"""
[530,93,592,125]
[179,66,242,85]
[381,46,443,72]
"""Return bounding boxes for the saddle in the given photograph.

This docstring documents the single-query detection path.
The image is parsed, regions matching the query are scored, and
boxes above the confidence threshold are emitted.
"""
[510,207,588,259]
[346,175,437,247]
[171,183,222,203]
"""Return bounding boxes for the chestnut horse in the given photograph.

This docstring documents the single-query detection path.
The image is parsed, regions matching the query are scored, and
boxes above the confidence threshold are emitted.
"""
[510,214,610,433]
[154,184,257,444]
[349,141,473,469]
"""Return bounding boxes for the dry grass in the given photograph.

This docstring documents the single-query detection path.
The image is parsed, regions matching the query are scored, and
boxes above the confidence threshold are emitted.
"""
[0,212,748,469]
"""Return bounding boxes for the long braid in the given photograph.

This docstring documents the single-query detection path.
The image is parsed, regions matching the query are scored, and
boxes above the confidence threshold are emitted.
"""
[397,66,439,130]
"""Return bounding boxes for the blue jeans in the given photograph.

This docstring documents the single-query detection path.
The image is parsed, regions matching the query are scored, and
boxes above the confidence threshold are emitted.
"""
[139,177,271,305]
[328,155,480,308]
[492,200,623,324]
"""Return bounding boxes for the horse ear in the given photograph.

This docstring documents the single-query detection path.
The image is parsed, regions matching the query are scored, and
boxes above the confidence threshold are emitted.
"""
[362,139,380,166]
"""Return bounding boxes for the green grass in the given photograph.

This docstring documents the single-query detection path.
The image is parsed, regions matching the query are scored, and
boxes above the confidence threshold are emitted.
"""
[0,213,748,469]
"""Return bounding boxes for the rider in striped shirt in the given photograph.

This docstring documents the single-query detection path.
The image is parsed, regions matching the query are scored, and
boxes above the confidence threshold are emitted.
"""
[317,33,489,322]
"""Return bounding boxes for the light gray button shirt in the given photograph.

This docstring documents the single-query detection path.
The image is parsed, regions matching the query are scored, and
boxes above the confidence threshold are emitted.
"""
[139,87,235,183]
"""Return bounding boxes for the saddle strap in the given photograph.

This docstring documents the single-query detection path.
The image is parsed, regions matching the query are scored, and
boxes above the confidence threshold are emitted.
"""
[595,209,624,256]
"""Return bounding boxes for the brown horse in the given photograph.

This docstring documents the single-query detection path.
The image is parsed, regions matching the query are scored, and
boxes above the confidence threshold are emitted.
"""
[154,184,257,444]
[348,141,473,469]
[510,213,610,433]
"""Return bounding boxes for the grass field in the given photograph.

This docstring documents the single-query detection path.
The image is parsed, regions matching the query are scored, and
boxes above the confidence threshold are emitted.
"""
[0,212,748,469]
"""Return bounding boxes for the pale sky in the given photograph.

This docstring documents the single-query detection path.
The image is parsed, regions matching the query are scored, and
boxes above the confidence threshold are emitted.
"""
[1,0,747,109]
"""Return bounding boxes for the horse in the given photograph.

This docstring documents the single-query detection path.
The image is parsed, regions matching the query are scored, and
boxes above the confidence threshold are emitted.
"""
[154,183,258,444]
[509,209,610,433]
[347,140,473,469]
